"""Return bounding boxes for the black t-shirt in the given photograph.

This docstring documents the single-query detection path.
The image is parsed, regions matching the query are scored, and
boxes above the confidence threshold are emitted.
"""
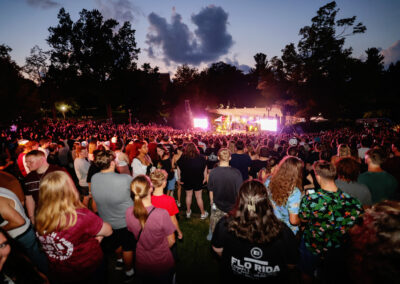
[86,162,101,183]
[177,155,206,187]
[155,157,174,180]
[249,160,268,179]
[230,153,252,180]
[208,167,242,212]
[212,217,298,283]
[205,147,219,169]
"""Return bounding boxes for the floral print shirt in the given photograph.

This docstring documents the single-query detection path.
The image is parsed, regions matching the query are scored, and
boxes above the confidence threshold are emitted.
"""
[299,188,363,256]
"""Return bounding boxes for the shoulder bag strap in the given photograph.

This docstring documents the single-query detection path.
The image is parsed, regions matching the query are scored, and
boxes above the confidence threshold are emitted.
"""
[136,207,157,243]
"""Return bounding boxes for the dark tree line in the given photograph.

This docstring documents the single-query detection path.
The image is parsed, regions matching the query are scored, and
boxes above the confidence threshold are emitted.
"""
[1,1,399,126]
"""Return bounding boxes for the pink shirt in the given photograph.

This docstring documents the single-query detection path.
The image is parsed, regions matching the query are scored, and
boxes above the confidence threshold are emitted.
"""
[126,206,176,274]
[38,208,103,282]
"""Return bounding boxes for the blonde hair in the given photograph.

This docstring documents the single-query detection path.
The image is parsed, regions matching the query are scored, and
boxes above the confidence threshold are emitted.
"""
[35,171,82,235]
[131,175,152,229]
[150,169,167,188]
[217,148,231,162]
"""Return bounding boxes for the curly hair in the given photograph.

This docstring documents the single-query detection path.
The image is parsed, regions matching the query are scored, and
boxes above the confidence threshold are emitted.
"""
[268,156,303,206]
[227,180,284,243]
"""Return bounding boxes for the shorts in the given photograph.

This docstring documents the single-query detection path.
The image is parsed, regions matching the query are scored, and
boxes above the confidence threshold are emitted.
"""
[101,227,136,253]
[182,183,203,191]
[167,177,176,191]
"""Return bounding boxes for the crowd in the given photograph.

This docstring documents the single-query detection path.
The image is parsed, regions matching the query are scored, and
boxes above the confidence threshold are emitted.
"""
[0,118,399,284]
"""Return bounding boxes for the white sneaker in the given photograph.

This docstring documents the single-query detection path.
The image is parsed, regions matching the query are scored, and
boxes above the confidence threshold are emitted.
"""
[186,210,192,218]
[176,200,181,207]
[200,211,209,220]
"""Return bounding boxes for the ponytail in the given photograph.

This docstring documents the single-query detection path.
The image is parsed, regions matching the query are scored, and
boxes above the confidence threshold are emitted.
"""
[131,175,152,229]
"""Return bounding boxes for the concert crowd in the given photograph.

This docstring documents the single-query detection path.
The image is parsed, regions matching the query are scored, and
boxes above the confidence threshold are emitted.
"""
[0,118,399,284]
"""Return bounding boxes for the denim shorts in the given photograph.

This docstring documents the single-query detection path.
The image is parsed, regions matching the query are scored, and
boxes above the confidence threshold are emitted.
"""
[167,177,176,191]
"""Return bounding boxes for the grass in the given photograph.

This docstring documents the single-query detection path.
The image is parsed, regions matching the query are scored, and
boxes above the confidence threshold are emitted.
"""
[175,189,221,284]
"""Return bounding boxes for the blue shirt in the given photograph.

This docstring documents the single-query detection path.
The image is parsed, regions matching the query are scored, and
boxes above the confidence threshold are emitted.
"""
[265,179,301,234]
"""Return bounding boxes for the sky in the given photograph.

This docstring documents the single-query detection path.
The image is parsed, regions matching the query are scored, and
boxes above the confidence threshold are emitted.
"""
[0,0,399,74]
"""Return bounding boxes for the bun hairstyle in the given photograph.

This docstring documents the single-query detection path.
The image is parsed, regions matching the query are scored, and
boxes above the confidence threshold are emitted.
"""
[131,175,152,229]
[150,169,167,188]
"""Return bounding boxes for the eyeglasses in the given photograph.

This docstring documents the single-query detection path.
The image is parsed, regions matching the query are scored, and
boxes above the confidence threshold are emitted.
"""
[0,241,9,249]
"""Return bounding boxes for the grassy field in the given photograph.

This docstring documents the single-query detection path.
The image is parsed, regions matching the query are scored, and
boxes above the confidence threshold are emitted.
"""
[175,189,221,284]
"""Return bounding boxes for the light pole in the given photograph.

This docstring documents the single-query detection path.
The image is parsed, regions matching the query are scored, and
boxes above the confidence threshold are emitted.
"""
[61,105,66,119]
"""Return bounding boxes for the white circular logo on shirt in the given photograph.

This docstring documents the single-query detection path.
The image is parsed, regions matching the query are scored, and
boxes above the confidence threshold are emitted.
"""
[250,247,263,259]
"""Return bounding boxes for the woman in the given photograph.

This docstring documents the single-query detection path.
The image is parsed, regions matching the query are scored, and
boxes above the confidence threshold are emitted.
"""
[331,144,351,165]
[114,140,131,175]
[131,141,153,178]
[265,156,303,234]
[172,146,183,207]
[177,143,208,219]
[35,171,112,283]
[155,144,175,196]
[211,180,298,283]
[126,175,176,283]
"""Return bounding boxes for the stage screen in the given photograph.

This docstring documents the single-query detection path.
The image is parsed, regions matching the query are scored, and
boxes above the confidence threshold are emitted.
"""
[193,118,209,129]
[258,118,277,131]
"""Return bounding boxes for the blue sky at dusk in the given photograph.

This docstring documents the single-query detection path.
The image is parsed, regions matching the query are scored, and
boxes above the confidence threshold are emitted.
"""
[1,0,399,74]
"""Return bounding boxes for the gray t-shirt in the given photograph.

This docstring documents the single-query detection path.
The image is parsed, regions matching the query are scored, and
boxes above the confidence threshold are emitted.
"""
[208,166,243,212]
[91,172,133,229]
[335,179,372,206]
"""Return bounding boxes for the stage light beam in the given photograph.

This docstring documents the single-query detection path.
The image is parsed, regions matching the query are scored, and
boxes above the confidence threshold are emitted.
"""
[193,118,209,129]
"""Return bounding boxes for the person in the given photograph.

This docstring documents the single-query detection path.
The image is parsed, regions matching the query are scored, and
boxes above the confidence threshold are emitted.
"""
[126,175,176,283]
[0,167,25,205]
[248,146,269,179]
[114,140,131,175]
[207,148,242,240]
[90,150,135,281]
[35,171,112,283]
[230,140,252,180]
[265,156,303,234]
[131,141,153,178]
[335,157,372,206]
[73,145,91,207]
[155,144,175,197]
[331,144,351,165]
[171,146,183,207]
[358,148,398,204]
[24,150,67,224]
[17,141,39,177]
[150,169,183,241]
[177,143,208,219]
[0,228,48,284]
[381,139,400,198]
[299,161,363,282]
[348,200,400,284]
[0,187,48,274]
[211,180,298,283]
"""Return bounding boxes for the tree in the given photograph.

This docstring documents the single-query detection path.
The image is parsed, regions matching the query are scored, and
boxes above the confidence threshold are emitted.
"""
[23,45,49,85]
[46,8,140,117]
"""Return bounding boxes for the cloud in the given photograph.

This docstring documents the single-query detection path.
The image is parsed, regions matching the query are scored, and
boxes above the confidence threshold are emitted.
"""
[381,40,400,66]
[26,0,59,9]
[224,56,251,74]
[146,6,233,65]
[95,0,143,23]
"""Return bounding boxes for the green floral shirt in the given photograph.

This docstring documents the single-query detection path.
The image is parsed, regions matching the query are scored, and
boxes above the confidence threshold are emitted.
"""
[299,188,363,256]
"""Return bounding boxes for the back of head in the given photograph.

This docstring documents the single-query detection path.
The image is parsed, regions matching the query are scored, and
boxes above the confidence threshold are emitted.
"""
[313,160,336,181]
[366,148,386,166]
[36,171,80,235]
[94,150,115,170]
[150,169,167,188]
[338,144,351,157]
[131,175,152,228]
[228,180,282,243]
[217,148,231,162]
[269,156,303,206]
[235,140,245,151]
[184,142,199,159]
[287,146,298,157]
[335,157,360,182]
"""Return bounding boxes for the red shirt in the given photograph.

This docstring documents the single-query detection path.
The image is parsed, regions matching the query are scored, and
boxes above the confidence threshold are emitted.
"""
[151,194,179,216]
[37,208,103,282]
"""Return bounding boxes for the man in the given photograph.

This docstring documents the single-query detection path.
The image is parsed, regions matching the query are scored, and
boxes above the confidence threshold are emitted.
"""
[382,140,400,199]
[24,150,66,224]
[230,140,251,180]
[358,148,398,204]
[0,187,48,273]
[91,150,134,282]
[207,148,242,240]
[299,161,363,281]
